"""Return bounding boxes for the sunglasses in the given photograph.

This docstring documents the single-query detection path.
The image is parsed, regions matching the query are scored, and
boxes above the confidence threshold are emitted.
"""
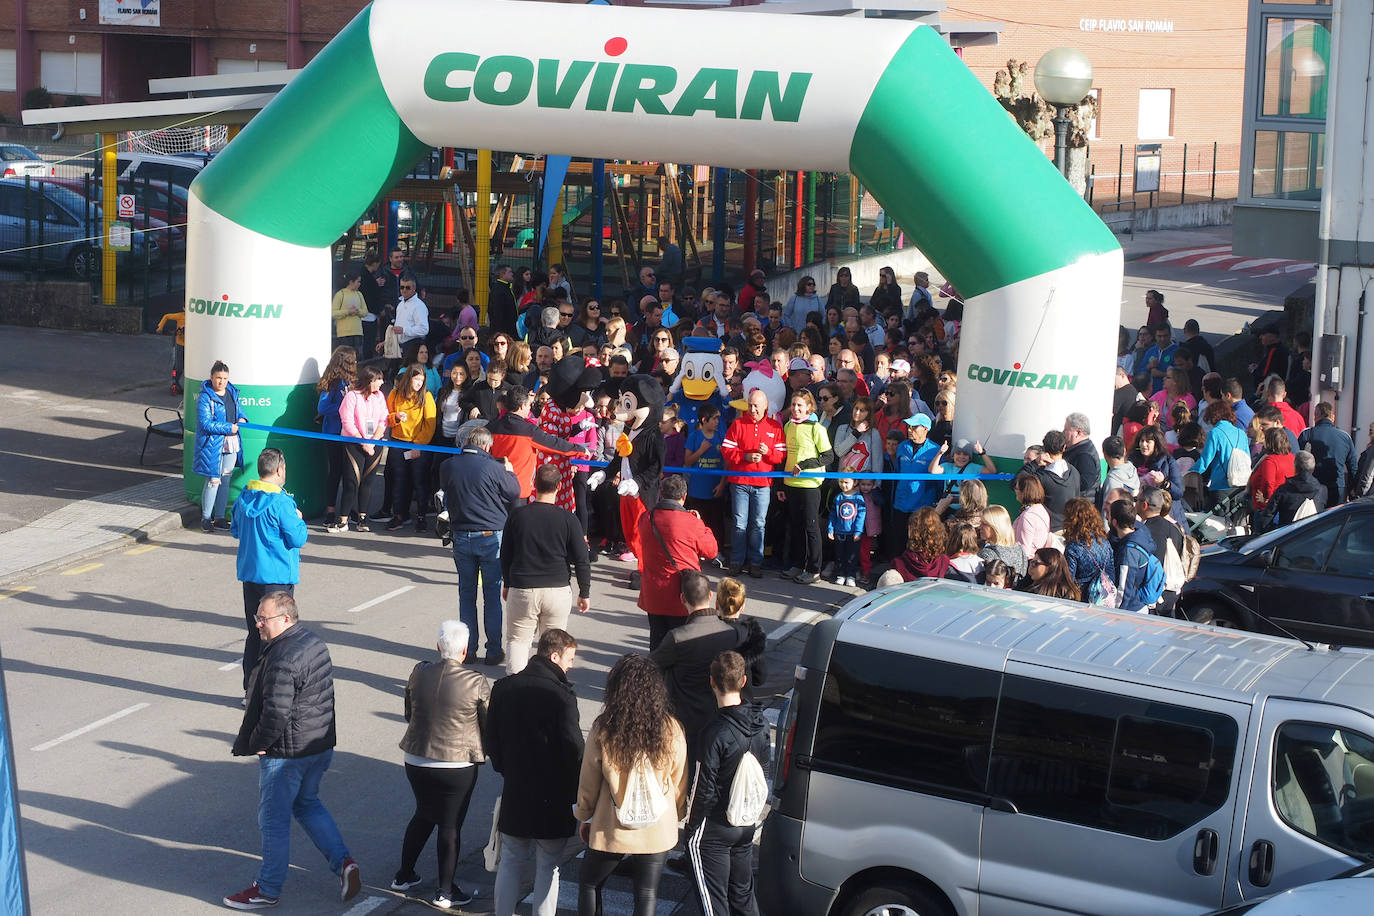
[559,311,574,318]
[586,304,600,310]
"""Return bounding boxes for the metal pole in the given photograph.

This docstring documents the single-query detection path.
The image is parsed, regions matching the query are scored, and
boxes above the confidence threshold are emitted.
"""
[1116,144,1124,205]
[1211,142,1218,200]
[101,135,117,306]
[1181,142,1188,205]
[711,167,727,286]
[805,170,817,264]
[475,149,492,320]
[743,170,757,274]
[592,158,605,300]
[1052,109,1069,177]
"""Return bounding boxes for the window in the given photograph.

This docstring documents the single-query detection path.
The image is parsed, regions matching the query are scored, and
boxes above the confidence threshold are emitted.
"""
[1274,722,1374,857]
[38,51,101,96]
[0,185,27,220]
[1273,518,1341,571]
[0,50,16,93]
[216,59,287,75]
[813,644,1000,797]
[1252,130,1324,200]
[988,676,1238,839]
[1261,18,1331,120]
[1137,89,1173,139]
[1322,516,1374,577]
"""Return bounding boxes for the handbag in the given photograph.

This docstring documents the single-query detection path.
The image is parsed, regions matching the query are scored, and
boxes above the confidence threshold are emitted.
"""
[483,795,502,872]
[383,328,402,359]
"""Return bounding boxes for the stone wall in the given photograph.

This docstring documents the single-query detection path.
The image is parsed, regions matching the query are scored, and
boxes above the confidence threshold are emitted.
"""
[0,282,143,333]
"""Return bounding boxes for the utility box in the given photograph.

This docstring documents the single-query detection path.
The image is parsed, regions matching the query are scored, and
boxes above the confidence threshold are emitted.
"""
[1319,333,1346,390]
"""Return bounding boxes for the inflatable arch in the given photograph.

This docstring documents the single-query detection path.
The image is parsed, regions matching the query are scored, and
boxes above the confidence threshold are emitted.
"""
[183,0,1122,512]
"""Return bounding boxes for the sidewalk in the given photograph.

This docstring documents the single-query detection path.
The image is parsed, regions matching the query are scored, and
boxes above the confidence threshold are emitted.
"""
[0,476,195,587]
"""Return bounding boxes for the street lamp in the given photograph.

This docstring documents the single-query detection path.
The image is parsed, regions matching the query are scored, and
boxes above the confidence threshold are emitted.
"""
[1034,48,1094,178]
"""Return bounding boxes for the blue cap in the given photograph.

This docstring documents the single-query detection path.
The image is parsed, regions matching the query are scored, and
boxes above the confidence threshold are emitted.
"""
[903,413,933,429]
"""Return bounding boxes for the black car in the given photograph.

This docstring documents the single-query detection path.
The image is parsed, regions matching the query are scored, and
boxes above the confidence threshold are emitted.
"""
[1179,498,1374,648]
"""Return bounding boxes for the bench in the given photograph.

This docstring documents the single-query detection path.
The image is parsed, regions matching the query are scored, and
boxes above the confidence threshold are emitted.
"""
[141,406,184,465]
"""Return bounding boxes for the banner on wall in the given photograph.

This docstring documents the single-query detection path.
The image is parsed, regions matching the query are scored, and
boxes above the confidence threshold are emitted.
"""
[99,0,160,27]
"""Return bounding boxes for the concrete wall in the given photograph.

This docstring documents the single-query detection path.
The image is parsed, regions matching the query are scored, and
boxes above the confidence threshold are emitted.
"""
[0,281,142,333]
[762,246,937,305]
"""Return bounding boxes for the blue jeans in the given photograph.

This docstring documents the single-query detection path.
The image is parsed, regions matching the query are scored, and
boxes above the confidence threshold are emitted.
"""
[256,750,350,898]
[730,484,770,567]
[202,449,236,520]
[452,530,503,654]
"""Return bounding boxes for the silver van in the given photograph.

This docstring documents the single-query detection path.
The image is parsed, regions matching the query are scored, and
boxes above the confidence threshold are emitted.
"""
[758,581,1374,916]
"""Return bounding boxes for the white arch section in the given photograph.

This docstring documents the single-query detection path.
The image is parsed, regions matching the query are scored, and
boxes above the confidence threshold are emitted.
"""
[184,0,1122,511]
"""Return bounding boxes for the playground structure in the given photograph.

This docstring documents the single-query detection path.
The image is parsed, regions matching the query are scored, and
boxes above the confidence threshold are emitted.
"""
[182,0,1123,514]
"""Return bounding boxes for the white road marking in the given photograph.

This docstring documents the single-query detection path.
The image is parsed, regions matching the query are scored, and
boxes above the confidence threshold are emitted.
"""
[768,610,824,645]
[345,585,415,614]
[218,661,241,671]
[1146,245,1232,263]
[33,702,150,752]
[342,897,386,916]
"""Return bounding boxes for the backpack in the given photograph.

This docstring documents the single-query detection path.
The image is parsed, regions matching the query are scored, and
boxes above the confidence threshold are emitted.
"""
[725,751,770,827]
[1293,498,1318,521]
[1126,542,1166,609]
[614,758,669,830]
[1226,447,1252,487]
[1181,534,1201,581]
[1162,537,1187,593]
[1083,547,1120,608]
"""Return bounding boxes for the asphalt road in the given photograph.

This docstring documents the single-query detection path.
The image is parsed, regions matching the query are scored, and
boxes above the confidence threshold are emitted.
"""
[1,518,828,915]
[0,326,181,534]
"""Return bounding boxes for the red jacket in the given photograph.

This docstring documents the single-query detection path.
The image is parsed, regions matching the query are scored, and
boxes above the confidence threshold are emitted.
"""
[637,503,719,616]
[488,410,583,499]
[720,414,787,486]
[1273,400,1308,440]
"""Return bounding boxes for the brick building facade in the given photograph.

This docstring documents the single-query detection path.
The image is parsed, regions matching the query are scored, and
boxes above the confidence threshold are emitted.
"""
[0,0,1247,203]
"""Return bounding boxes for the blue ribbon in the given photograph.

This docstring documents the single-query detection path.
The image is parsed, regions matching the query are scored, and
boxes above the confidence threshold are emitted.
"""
[239,422,1014,482]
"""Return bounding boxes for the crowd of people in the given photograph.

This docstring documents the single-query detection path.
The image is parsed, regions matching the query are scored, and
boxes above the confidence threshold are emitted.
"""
[195,247,1367,912]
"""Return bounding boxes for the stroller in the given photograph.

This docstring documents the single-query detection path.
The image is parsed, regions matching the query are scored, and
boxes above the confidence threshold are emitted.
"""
[1185,485,1251,544]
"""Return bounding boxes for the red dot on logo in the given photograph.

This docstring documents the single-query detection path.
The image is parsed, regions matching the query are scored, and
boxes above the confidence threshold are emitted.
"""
[604,37,627,56]
[222,294,230,301]
[1013,362,1022,370]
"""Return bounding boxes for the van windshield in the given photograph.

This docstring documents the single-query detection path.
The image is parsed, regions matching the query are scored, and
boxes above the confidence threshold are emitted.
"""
[1273,722,1374,859]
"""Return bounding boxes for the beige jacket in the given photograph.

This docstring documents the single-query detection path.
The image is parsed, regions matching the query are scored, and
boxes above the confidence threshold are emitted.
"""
[398,659,490,764]
[574,719,688,854]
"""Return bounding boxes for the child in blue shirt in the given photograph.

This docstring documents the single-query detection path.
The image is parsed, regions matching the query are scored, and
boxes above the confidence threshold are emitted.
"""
[685,404,726,546]
[827,477,866,587]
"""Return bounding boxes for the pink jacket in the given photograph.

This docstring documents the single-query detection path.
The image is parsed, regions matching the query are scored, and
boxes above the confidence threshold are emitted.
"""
[567,409,598,449]
[340,389,389,441]
[1013,503,1053,557]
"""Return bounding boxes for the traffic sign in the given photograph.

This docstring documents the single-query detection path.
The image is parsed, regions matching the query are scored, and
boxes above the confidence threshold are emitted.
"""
[116,194,136,219]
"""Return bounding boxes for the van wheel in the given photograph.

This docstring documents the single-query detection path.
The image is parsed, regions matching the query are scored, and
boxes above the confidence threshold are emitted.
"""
[842,882,951,916]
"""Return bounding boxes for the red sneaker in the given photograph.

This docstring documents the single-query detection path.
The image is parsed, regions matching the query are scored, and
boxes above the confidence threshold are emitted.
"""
[340,858,361,901]
[223,884,278,909]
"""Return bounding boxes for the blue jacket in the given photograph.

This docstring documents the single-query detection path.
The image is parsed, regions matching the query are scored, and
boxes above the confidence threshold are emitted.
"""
[1113,526,1159,612]
[893,438,942,513]
[1065,537,1114,594]
[1299,418,1358,504]
[316,381,347,436]
[193,381,243,478]
[1140,452,1188,523]
[438,447,520,532]
[231,480,308,585]
[1194,420,1248,491]
[827,491,866,538]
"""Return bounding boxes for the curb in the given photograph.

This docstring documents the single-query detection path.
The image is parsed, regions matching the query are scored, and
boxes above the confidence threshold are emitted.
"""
[0,503,198,588]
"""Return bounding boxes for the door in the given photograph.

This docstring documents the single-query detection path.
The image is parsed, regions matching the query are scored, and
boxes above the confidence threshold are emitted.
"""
[1255,511,1374,648]
[978,663,1250,916]
[1231,699,1373,906]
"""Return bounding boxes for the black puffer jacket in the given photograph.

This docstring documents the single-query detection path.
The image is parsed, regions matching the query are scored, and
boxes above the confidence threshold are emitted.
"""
[486,655,584,840]
[233,624,336,758]
[687,702,771,830]
[721,616,768,703]
[1265,471,1328,528]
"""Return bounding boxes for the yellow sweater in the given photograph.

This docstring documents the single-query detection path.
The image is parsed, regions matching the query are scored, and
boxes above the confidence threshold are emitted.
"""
[331,288,369,338]
[386,388,436,444]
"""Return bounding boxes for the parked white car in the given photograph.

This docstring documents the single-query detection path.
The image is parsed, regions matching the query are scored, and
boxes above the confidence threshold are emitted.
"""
[0,143,54,178]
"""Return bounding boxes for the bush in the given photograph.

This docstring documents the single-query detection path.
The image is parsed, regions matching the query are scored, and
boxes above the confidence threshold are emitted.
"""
[63,95,88,107]
[22,87,52,110]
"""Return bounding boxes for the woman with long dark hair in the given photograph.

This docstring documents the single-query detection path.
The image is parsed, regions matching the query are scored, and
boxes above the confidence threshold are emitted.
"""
[576,655,688,916]
[1062,497,1114,603]
[194,359,243,533]
[385,365,437,532]
[1022,548,1082,601]
[825,266,860,312]
[870,265,902,316]
[316,346,357,533]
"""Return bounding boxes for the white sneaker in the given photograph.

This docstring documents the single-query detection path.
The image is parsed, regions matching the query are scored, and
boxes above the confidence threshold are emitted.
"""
[845,576,858,588]
[833,575,846,585]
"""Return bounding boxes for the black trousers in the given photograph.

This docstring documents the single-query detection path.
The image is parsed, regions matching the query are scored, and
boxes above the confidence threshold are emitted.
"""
[400,762,479,895]
[340,443,385,520]
[687,821,759,916]
[241,581,293,690]
[647,613,688,652]
[324,442,345,513]
[389,447,430,521]
[572,469,590,536]
[578,849,667,916]
[784,486,822,572]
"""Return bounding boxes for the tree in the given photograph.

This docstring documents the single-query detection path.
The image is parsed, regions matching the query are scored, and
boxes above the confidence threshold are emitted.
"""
[22,87,53,111]
[991,60,1099,194]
